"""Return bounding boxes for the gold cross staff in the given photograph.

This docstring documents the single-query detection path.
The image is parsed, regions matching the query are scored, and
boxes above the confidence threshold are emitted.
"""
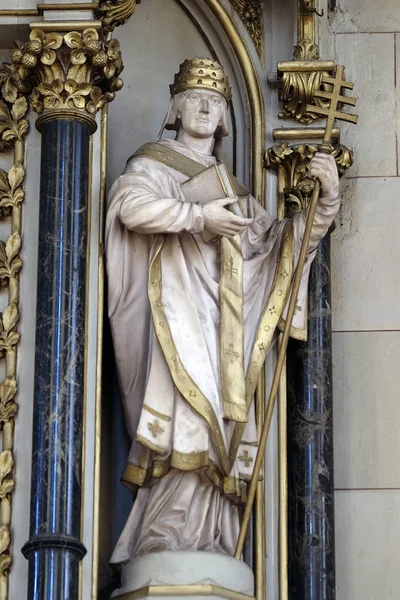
[235,64,358,560]
[306,64,358,146]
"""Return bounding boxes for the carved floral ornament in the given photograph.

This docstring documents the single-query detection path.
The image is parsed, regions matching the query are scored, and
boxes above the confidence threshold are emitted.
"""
[97,0,137,33]
[0,93,28,598]
[229,0,264,65]
[265,142,354,215]
[0,29,123,131]
[278,40,332,125]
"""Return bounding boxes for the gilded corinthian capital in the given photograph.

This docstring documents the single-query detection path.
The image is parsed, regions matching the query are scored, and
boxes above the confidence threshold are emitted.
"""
[0,28,124,133]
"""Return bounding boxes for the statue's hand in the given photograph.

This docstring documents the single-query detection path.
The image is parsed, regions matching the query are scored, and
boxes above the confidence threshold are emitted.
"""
[203,197,254,237]
[309,152,340,199]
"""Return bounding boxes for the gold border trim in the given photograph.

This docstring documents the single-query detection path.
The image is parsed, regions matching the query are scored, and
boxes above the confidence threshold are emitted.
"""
[29,20,102,31]
[122,453,244,502]
[228,221,294,468]
[0,9,38,16]
[91,105,107,600]
[36,109,97,134]
[143,404,171,422]
[148,242,230,476]
[37,2,98,11]
[116,583,255,600]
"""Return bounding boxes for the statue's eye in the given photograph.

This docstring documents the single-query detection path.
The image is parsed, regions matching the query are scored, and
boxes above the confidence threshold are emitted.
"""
[187,93,200,103]
[209,96,222,106]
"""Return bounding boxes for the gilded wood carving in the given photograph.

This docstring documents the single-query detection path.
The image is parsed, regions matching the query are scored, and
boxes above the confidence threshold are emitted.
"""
[0,94,28,600]
[229,1,264,66]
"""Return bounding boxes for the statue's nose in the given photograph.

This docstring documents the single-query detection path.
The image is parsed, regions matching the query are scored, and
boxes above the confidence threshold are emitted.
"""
[199,98,210,113]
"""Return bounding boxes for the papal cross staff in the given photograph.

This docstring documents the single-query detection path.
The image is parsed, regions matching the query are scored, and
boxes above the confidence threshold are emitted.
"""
[235,64,358,559]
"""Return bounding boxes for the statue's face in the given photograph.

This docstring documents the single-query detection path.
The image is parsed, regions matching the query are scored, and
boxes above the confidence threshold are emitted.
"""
[178,89,226,138]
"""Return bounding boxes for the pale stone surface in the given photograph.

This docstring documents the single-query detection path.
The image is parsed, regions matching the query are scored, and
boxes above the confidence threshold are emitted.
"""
[396,34,400,176]
[333,332,400,489]
[332,177,400,331]
[331,0,400,34]
[335,490,400,600]
[112,551,254,599]
[333,32,396,177]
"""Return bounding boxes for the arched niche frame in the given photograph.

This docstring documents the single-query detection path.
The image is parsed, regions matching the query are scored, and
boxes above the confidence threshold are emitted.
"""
[99,0,267,597]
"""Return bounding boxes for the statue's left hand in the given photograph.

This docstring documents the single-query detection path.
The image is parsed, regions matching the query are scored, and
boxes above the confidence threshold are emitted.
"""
[308,152,340,200]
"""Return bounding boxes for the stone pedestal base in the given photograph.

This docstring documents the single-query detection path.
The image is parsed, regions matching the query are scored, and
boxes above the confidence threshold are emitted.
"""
[111,551,255,600]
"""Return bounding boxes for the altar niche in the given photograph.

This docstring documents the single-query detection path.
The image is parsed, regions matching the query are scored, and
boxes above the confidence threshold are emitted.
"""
[92,1,309,599]
[97,0,263,597]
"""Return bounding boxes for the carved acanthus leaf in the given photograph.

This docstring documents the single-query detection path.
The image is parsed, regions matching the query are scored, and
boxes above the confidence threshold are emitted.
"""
[0,452,13,500]
[0,29,124,123]
[0,529,10,562]
[278,40,332,125]
[265,141,354,215]
[0,378,17,426]
[0,234,22,288]
[0,98,28,154]
[0,164,24,217]
[97,0,137,33]
[230,0,264,65]
[0,304,20,357]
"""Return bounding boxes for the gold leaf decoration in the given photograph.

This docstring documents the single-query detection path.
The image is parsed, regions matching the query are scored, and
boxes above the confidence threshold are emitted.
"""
[97,0,137,33]
[0,304,20,357]
[0,40,27,599]
[230,0,264,66]
[0,378,17,425]
[0,529,10,559]
[0,164,24,217]
[0,29,124,127]
[0,233,23,288]
[0,452,14,499]
[0,98,29,152]
[265,141,354,215]
[278,40,332,125]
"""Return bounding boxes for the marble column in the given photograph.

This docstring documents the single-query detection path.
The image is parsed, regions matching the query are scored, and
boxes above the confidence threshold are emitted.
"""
[286,234,336,599]
[22,118,90,600]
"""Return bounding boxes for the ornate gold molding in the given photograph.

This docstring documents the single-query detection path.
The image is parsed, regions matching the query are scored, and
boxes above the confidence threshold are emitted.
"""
[0,28,123,133]
[277,0,334,125]
[265,141,353,217]
[0,95,29,600]
[117,583,255,600]
[278,41,334,124]
[97,0,137,33]
[229,1,264,66]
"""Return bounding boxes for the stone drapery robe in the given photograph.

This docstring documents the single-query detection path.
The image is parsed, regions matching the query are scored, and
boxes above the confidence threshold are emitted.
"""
[105,138,340,561]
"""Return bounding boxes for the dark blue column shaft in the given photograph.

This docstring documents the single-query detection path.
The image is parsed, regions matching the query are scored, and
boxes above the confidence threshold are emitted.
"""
[287,234,336,600]
[22,119,89,600]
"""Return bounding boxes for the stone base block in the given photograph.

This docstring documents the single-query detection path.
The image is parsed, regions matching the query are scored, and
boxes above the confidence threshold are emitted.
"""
[111,551,255,600]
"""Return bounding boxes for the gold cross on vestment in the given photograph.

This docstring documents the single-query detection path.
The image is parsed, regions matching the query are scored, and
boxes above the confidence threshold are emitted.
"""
[148,419,164,438]
[238,450,254,468]
[225,343,240,364]
[225,256,238,279]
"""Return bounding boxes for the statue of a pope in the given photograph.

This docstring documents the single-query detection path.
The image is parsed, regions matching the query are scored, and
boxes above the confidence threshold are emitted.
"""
[105,58,340,564]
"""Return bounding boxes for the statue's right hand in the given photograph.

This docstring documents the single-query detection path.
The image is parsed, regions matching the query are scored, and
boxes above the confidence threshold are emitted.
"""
[203,197,254,237]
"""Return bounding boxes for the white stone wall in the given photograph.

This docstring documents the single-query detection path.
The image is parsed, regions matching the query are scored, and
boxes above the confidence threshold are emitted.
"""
[321,1,400,598]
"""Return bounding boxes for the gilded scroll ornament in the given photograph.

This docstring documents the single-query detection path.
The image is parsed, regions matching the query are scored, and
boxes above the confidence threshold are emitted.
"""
[229,0,264,66]
[97,0,137,33]
[265,141,353,215]
[278,40,332,125]
[0,29,123,132]
[0,78,28,599]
